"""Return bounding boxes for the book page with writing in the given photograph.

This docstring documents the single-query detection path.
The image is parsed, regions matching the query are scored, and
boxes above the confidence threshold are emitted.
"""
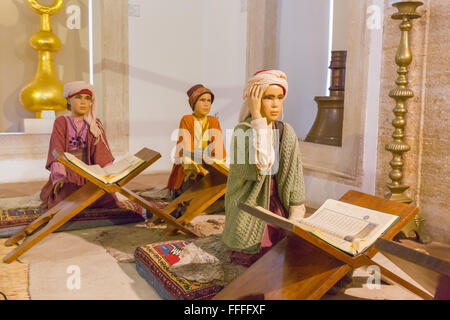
[104,155,142,176]
[240,204,357,255]
[296,199,400,254]
[240,200,399,256]
[298,207,369,239]
[63,152,145,184]
[102,155,145,184]
[63,153,107,181]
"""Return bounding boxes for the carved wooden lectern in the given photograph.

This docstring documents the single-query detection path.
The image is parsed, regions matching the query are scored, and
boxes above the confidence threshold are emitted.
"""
[375,238,450,300]
[162,161,228,234]
[3,148,201,264]
[213,190,434,300]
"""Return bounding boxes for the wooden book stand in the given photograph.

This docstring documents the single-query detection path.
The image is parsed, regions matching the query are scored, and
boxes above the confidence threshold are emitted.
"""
[213,190,434,300]
[375,238,450,300]
[3,148,200,264]
[162,161,228,234]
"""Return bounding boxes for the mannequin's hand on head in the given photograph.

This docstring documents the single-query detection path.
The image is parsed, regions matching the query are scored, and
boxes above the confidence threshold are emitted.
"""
[248,85,263,120]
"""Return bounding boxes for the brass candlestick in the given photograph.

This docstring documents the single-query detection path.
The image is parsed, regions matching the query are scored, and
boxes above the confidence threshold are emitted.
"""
[20,0,66,119]
[387,1,430,243]
[385,1,423,204]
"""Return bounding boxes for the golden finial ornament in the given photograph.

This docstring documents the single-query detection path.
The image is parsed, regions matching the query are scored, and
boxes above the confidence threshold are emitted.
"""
[20,0,66,119]
[385,1,423,204]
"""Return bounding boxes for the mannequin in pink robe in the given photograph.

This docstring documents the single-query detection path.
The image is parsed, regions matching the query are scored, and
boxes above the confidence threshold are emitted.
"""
[39,116,119,210]
[40,81,119,210]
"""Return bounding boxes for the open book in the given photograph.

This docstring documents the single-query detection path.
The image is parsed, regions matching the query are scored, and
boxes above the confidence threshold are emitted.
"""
[181,151,229,176]
[239,199,399,256]
[63,152,145,184]
[202,156,229,175]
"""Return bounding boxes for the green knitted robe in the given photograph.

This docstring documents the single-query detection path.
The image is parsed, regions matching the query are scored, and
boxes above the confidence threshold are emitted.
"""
[222,118,305,254]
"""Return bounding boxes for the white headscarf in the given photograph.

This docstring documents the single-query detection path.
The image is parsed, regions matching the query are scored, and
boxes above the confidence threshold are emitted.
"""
[238,70,289,123]
[64,81,105,145]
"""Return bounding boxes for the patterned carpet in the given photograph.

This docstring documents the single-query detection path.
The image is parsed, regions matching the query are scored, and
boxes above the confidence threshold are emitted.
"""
[135,240,224,300]
[0,196,158,238]
[0,191,162,300]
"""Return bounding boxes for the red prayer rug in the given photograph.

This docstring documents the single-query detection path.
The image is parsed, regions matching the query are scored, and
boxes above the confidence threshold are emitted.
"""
[135,240,223,300]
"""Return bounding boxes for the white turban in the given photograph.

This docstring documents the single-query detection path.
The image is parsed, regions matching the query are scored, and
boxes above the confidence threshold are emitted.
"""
[238,70,289,123]
[64,81,104,144]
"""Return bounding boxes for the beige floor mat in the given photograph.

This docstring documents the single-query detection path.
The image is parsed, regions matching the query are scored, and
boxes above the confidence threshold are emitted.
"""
[0,239,30,300]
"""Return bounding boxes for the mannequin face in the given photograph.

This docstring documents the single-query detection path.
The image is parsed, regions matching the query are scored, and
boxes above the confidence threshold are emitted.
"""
[69,94,92,118]
[193,93,212,118]
[261,85,285,124]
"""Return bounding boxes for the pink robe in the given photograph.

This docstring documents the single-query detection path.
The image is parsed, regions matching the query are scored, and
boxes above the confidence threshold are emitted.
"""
[40,116,119,210]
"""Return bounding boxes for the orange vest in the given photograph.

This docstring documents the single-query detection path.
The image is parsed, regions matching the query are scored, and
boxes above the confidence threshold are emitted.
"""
[167,115,226,190]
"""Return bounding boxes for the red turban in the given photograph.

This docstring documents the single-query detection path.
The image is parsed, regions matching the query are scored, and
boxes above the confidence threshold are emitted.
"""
[187,84,215,110]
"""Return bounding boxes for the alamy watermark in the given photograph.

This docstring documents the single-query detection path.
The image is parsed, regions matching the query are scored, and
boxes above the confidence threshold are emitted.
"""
[170,122,281,176]
[366,265,381,290]
[66,265,81,290]
[66,5,81,30]
[367,5,382,30]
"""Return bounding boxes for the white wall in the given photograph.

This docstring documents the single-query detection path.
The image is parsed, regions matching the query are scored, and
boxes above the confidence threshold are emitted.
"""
[128,0,247,173]
[0,153,49,183]
[332,0,350,51]
[276,0,351,141]
[276,0,331,140]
